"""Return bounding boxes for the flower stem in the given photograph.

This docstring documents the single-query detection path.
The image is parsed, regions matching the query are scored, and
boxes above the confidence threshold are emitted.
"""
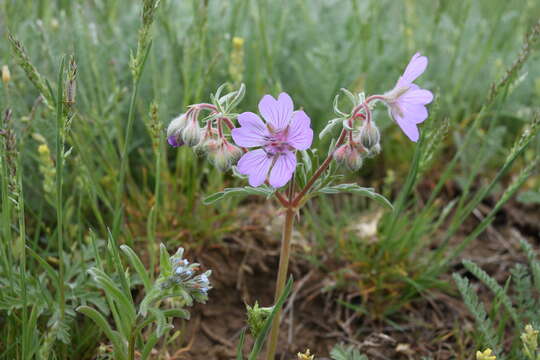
[265,205,295,360]
[292,128,348,207]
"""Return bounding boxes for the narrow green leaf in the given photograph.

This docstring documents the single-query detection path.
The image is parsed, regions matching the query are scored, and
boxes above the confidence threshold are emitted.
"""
[88,268,136,327]
[237,328,246,360]
[203,186,274,205]
[141,332,159,360]
[148,307,171,337]
[120,245,152,292]
[162,308,190,320]
[317,183,393,210]
[159,243,172,275]
[77,306,127,360]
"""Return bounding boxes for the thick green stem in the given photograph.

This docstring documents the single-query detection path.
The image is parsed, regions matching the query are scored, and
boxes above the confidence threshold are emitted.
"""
[265,206,295,360]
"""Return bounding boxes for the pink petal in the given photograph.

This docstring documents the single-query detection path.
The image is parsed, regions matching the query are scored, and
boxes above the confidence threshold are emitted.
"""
[231,112,270,148]
[399,89,433,105]
[268,151,297,188]
[237,149,273,187]
[399,102,429,124]
[392,109,420,142]
[397,52,428,87]
[287,110,313,150]
[258,92,293,131]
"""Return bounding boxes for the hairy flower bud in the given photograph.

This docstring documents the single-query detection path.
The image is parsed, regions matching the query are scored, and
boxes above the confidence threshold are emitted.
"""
[225,142,243,162]
[366,143,381,158]
[182,119,202,147]
[167,113,187,147]
[334,144,363,171]
[210,140,243,171]
[358,121,380,149]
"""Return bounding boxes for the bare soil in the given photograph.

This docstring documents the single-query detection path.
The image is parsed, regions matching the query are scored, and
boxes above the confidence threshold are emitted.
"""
[167,200,540,360]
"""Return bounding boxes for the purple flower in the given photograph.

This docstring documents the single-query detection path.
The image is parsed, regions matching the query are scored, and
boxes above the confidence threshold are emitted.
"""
[231,93,313,188]
[384,53,434,142]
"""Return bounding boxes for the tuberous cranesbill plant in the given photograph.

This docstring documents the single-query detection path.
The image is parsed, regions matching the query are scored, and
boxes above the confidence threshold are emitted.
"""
[167,53,433,359]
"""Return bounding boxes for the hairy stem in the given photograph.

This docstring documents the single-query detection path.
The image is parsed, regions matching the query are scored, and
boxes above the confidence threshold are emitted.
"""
[292,128,348,207]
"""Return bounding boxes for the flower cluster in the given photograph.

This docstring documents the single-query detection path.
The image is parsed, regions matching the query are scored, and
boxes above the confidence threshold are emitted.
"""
[297,349,315,360]
[161,247,212,299]
[333,114,381,171]
[166,52,433,188]
[521,324,539,359]
[166,103,243,171]
[476,349,496,360]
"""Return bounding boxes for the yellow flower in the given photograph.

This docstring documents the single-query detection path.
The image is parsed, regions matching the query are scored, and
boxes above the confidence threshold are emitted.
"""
[297,349,314,360]
[521,324,539,358]
[476,348,496,360]
[229,37,245,85]
[38,144,50,155]
[2,65,10,84]
[232,36,244,49]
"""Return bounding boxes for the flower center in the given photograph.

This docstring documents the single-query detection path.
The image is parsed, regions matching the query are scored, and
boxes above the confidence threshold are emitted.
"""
[264,127,293,155]
[385,86,410,104]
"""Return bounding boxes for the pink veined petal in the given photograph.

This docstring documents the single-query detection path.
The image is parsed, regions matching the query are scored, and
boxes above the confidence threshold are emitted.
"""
[398,102,429,124]
[399,88,433,105]
[258,92,294,131]
[231,112,270,148]
[268,151,297,188]
[287,110,313,150]
[392,109,420,142]
[397,52,428,88]
[236,149,273,187]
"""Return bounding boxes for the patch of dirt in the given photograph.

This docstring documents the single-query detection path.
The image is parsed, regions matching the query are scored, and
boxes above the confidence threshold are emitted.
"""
[166,199,540,360]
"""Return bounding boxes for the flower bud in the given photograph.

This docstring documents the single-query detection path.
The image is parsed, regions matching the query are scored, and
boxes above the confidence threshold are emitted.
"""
[366,143,381,158]
[225,142,243,162]
[2,65,10,84]
[210,141,243,171]
[246,302,272,338]
[358,121,380,149]
[334,144,363,171]
[167,113,187,147]
[182,119,202,147]
[201,138,219,152]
